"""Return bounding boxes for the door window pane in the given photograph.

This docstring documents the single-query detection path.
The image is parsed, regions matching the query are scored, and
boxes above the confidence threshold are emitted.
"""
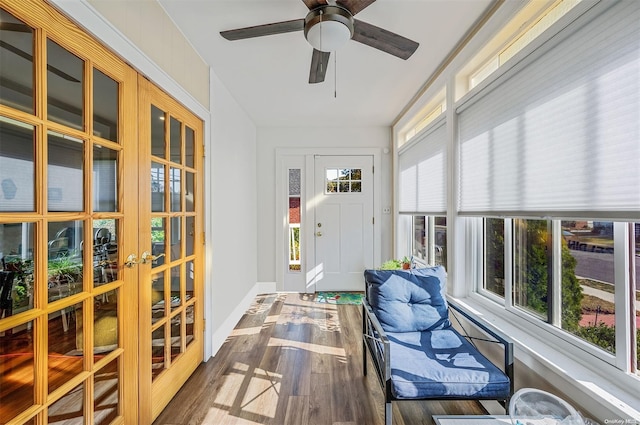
[47,221,83,302]
[151,271,166,324]
[47,39,83,130]
[151,218,166,268]
[513,219,550,320]
[0,117,34,212]
[185,171,194,212]
[93,145,118,212]
[170,265,181,312]
[48,131,84,212]
[186,303,195,348]
[170,167,181,212]
[1,221,34,315]
[93,219,118,286]
[170,116,181,164]
[186,260,194,301]
[94,358,120,425]
[151,105,165,158]
[93,68,118,142]
[0,8,34,114]
[48,303,83,393]
[152,325,166,380]
[325,168,362,193]
[171,312,182,361]
[185,126,195,168]
[562,220,615,354]
[0,320,34,423]
[93,292,118,357]
[170,217,181,262]
[151,162,165,212]
[485,218,505,298]
[48,382,84,425]
[185,216,195,258]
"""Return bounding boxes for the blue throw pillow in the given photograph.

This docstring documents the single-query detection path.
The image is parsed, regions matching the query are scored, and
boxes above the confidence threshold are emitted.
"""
[364,266,450,332]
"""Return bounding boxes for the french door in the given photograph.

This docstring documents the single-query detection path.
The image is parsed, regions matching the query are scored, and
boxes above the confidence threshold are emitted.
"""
[0,1,204,423]
[0,1,139,423]
[137,77,204,423]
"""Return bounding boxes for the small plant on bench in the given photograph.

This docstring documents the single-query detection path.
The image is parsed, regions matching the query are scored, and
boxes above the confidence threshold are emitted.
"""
[362,266,514,425]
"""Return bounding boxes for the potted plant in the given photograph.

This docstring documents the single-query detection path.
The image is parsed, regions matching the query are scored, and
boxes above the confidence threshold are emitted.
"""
[379,257,412,270]
[4,258,33,311]
[47,255,82,301]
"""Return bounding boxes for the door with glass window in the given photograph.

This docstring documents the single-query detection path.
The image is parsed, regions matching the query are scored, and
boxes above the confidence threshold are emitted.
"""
[313,155,374,291]
[137,77,204,422]
[0,2,139,423]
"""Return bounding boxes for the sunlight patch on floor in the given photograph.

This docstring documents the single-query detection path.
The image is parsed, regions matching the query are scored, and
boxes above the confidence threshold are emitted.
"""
[268,337,346,357]
[209,362,282,421]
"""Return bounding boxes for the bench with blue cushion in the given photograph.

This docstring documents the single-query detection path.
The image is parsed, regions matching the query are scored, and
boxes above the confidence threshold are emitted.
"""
[362,266,514,425]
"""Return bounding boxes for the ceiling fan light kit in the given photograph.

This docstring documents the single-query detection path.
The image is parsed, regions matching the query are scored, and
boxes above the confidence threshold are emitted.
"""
[220,0,419,84]
[304,6,354,52]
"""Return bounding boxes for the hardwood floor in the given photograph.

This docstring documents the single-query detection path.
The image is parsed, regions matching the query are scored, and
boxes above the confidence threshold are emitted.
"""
[153,293,487,425]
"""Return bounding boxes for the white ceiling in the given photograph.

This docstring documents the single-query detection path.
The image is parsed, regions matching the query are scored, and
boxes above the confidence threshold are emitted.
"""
[158,0,494,128]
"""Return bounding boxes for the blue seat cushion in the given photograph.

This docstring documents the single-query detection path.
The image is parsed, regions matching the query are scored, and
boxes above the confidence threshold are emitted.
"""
[386,327,511,400]
[364,267,450,332]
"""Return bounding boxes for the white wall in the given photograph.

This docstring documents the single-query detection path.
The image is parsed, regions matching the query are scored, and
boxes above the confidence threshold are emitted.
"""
[256,126,393,286]
[87,0,210,108]
[208,70,259,354]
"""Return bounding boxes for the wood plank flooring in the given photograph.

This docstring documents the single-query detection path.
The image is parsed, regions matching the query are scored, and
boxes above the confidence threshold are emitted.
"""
[153,293,487,425]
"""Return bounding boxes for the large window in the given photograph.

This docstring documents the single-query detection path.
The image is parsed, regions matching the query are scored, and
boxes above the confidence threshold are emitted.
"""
[482,218,638,372]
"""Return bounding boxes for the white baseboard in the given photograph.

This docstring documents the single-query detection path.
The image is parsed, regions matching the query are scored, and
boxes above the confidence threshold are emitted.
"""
[209,283,259,357]
[256,281,277,294]
[208,282,278,358]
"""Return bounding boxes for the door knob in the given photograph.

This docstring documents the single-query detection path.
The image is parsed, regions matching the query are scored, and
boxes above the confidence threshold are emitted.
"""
[316,231,322,237]
[124,254,143,268]
[141,251,165,264]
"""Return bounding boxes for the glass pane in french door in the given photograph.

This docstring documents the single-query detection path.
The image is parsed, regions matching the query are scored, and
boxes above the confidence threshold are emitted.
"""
[0,2,136,423]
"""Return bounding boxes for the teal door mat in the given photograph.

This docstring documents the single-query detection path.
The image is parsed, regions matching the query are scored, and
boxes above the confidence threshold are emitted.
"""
[315,292,363,305]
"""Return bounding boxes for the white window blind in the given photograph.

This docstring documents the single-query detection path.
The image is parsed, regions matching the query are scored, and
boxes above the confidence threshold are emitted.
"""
[458,1,640,219]
[398,118,447,214]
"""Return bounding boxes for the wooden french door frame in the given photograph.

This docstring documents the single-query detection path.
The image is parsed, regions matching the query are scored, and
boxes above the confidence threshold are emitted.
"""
[137,76,204,423]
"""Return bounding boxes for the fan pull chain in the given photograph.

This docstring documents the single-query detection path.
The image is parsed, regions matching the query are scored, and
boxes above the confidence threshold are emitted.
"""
[334,51,337,98]
[319,10,323,73]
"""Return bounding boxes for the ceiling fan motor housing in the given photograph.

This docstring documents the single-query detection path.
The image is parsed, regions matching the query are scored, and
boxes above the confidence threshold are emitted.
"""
[304,5,354,52]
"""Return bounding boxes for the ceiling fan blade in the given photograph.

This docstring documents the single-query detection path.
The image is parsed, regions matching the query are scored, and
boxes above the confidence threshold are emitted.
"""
[301,0,327,10]
[352,19,419,60]
[309,49,330,84]
[220,19,304,41]
[336,0,376,15]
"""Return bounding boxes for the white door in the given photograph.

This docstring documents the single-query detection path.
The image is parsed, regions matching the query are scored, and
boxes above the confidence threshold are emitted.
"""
[314,155,374,291]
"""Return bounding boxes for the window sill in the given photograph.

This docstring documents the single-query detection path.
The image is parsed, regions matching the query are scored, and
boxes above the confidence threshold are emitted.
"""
[450,294,640,422]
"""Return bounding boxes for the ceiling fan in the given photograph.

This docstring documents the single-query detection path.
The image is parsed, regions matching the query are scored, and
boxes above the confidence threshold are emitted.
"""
[220,0,419,84]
